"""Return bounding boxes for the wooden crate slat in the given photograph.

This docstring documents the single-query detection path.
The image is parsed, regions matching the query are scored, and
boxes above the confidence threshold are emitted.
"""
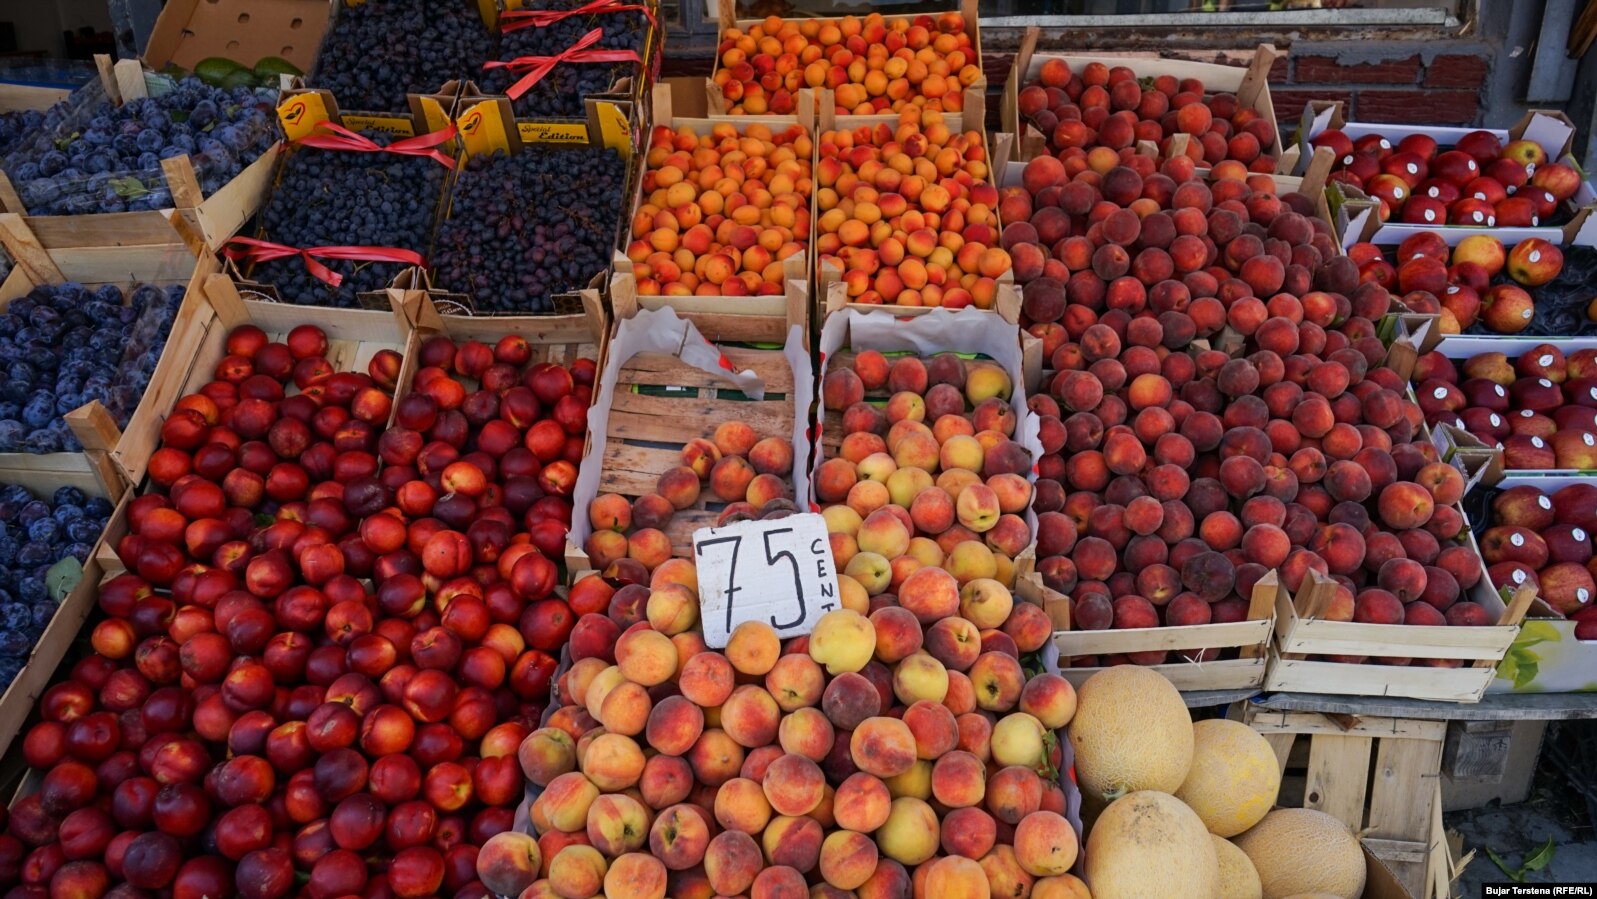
[1304,734,1373,831]
[623,350,795,392]
[608,392,792,446]
[1367,736,1441,844]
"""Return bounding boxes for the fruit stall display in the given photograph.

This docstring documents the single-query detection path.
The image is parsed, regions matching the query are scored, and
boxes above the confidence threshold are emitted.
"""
[816,108,1017,319]
[307,0,493,114]
[1411,341,1597,474]
[430,102,631,317]
[229,109,455,312]
[569,305,813,570]
[478,0,654,122]
[1302,109,1596,248]
[617,87,814,322]
[708,2,985,122]
[1001,33,1292,175]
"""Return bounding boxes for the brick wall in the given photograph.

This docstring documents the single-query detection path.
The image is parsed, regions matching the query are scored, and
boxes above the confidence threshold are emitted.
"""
[1267,48,1491,127]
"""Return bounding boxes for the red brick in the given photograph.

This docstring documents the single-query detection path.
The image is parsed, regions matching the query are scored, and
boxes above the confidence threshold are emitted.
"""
[1426,54,1488,89]
[1294,54,1421,85]
[1356,89,1479,125]
[1268,56,1290,83]
[1270,89,1356,125]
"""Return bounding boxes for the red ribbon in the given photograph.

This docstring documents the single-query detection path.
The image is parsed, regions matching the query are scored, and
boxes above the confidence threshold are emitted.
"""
[483,27,642,101]
[223,237,425,289]
[294,121,459,169]
[500,0,656,33]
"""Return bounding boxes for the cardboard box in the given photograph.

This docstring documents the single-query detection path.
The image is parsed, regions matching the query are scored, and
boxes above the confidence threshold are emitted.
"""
[143,0,334,75]
[999,31,1294,174]
[706,0,985,135]
[614,83,811,336]
[1315,107,1597,249]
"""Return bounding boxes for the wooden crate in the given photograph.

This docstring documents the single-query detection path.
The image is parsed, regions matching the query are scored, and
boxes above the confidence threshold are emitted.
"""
[0,57,279,255]
[999,34,1293,174]
[0,473,127,760]
[0,243,215,494]
[613,84,813,336]
[816,103,1017,324]
[565,306,814,573]
[1265,569,1536,703]
[706,0,985,134]
[1048,569,1277,691]
[1240,705,1447,899]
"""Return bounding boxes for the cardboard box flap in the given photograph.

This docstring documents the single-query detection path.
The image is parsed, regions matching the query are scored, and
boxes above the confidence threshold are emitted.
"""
[143,0,334,73]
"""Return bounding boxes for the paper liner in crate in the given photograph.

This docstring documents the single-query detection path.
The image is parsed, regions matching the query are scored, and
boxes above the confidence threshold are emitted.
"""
[568,305,814,566]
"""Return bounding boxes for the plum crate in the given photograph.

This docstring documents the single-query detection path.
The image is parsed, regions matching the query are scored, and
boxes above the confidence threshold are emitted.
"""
[566,305,814,573]
[0,243,211,495]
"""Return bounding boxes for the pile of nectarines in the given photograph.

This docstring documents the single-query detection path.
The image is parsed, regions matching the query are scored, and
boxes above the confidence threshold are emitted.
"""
[1482,482,1597,619]
[1016,59,1277,172]
[1347,231,1564,335]
[1024,289,1498,664]
[819,109,1012,309]
[497,556,1082,898]
[1413,344,1597,470]
[627,122,812,298]
[1313,126,1584,226]
[714,13,980,116]
[584,421,798,569]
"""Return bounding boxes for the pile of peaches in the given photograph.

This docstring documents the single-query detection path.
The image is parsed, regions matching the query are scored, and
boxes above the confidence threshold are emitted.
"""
[818,109,1012,310]
[626,121,813,298]
[1415,343,1597,471]
[0,324,596,899]
[486,553,1082,898]
[1016,59,1279,172]
[1347,231,1565,335]
[714,12,981,117]
[1312,126,1584,227]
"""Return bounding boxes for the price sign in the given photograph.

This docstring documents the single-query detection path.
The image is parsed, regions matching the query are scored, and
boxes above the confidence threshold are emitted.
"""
[693,513,840,649]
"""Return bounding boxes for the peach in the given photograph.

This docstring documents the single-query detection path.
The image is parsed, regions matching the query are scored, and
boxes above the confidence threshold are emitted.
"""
[1378,481,1436,529]
[877,796,940,866]
[926,616,983,671]
[680,438,721,478]
[710,455,757,502]
[778,706,835,762]
[721,684,781,748]
[845,551,892,595]
[726,621,780,675]
[888,466,935,507]
[586,792,649,856]
[649,803,709,870]
[931,747,987,808]
[547,845,607,898]
[599,680,654,736]
[892,652,950,706]
[582,733,645,791]
[714,777,773,835]
[604,853,666,899]
[761,815,823,872]
[858,508,912,559]
[926,855,989,899]
[850,717,918,778]
[616,628,677,686]
[957,484,1002,532]
[819,829,879,890]
[704,830,762,896]
[541,772,601,832]
[520,728,578,786]
[678,651,735,707]
[763,753,826,816]
[899,566,962,623]
[1018,673,1077,729]
[766,653,826,712]
[987,764,1043,825]
[941,805,998,860]
[809,608,877,675]
[645,695,704,757]
[991,712,1048,769]
[959,578,1013,629]
[1014,810,1078,876]
[833,772,894,833]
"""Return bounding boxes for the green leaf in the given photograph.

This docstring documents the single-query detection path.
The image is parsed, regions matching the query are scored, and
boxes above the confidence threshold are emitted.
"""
[1496,652,1519,685]
[1486,846,1525,883]
[253,513,276,527]
[1513,658,1539,690]
[45,557,83,603]
[1523,838,1556,874]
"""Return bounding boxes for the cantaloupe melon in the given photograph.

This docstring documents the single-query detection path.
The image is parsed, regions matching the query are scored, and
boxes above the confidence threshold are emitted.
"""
[1234,808,1366,899]
[1279,894,1345,899]
[1213,834,1263,899]
[1177,719,1282,837]
[1068,667,1194,801]
[1084,790,1218,899]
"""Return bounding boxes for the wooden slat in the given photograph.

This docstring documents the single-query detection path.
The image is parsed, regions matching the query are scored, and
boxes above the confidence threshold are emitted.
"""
[1304,734,1373,831]
[623,350,795,393]
[1244,710,1447,742]
[608,392,792,446]
[1263,733,1296,776]
[1264,659,1497,703]
[1057,657,1266,691]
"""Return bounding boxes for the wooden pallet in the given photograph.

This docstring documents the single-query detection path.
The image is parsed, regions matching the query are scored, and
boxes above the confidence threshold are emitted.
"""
[1240,705,1448,899]
[567,309,810,571]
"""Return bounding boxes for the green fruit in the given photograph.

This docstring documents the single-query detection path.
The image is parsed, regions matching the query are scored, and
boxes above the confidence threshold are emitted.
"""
[194,57,246,87]
[253,56,303,79]
[220,70,259,90]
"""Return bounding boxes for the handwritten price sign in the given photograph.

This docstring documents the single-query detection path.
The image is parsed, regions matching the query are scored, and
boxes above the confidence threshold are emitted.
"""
[693,513,841,649]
